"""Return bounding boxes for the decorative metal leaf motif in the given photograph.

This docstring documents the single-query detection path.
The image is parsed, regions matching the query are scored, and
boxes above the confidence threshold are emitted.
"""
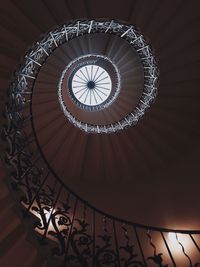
[95,234,118,267]
[66,218,93,267]
[48,201,72,256]
[120,244,144,267]
[148,253,168,267]
[1,18,199,267]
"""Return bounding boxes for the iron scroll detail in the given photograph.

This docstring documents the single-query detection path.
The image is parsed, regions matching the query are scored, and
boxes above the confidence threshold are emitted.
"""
[1,19,200,267]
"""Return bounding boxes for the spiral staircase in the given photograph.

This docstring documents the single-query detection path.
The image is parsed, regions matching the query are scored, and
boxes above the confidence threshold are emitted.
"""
[0,1,200,267]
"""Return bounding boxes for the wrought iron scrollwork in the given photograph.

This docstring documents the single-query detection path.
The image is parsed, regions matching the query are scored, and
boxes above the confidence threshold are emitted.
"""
[48,200,72,256]
[95,217,119,267]
[147,230,168,267]
[32,184,57,233]
[120,225,144,267]
[66,218,93,267]
[148,254,167,267]
[1,19,200,267]
[95,234,118,267]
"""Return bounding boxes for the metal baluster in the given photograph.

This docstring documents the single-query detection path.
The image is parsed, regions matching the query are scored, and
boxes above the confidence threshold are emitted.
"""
[133,226,147,266]
[6,138,34,161]
[92,209,96,267]
[113,220,121,267]
[122,224,130,245]
[42,181,62,239]
[63,198,78,267]
[103,215,108,233]
[147,229,157,256]
[147,229,169,266]
[161,231,176,267]
[15,153,42,183]
[175,233,193,267]
[189,234,200,253]
[27,170,50,212]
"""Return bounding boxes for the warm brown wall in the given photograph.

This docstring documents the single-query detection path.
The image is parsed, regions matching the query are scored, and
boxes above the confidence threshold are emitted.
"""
[0,1,200,266]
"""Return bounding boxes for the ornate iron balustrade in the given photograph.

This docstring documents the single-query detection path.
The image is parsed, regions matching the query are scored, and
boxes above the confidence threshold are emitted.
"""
[3,19,158,134]
[2,104,200,266]
[2,121,200,266]
[1,19,200,266]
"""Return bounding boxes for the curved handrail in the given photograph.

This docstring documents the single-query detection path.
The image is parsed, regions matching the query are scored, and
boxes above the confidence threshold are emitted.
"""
[2,19,200,266]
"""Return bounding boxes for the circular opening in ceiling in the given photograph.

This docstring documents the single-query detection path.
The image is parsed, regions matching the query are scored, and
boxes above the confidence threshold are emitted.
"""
[60,54,121,112]
[70,64,112,108]
[71,64,112,107]
[55,20,158,133]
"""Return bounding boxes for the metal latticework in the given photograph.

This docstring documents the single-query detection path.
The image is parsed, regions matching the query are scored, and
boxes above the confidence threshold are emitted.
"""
[5,19,158,134]
[1,19,200,266]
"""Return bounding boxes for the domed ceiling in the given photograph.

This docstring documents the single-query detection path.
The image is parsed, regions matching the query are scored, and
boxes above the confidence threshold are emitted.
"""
[1,0,200,227]
[0,0,200,266]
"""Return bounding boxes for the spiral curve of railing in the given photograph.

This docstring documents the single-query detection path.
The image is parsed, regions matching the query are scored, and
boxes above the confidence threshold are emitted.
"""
[1,19,200,267]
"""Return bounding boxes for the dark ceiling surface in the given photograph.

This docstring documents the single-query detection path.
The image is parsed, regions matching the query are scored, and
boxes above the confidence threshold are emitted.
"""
[0,0,200,231]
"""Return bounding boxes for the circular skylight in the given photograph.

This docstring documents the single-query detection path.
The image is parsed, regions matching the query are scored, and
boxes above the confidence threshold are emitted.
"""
[71,65,112,107]
[54,20,158,133]
[61,54,121,112]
